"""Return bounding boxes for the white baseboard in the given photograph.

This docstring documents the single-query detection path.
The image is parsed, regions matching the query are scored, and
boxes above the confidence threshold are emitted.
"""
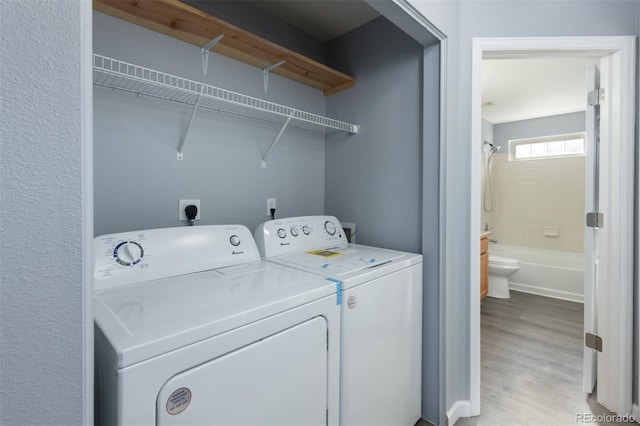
[509,282,584,303]
[446,400,471,426]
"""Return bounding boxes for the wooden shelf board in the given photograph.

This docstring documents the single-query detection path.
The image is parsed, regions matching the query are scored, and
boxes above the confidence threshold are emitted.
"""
[93,0,356,95]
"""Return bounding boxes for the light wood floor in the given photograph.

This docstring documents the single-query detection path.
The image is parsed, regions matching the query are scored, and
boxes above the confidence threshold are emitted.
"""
[454,291,626,426]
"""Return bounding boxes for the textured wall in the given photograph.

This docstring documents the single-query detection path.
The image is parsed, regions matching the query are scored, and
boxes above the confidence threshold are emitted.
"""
[0,1,85,424]
[490,113,586,252]
[325,17,423,253]
[93,12,326,236]
[491,154,585,252]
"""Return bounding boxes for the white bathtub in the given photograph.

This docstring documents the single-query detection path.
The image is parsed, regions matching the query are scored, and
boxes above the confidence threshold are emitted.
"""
[489,244,584,303]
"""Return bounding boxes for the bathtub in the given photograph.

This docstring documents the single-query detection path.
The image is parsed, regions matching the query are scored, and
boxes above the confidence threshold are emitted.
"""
[489,244,584,303]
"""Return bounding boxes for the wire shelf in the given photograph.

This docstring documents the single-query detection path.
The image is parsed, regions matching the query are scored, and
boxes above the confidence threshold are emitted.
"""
[93,54,359,134]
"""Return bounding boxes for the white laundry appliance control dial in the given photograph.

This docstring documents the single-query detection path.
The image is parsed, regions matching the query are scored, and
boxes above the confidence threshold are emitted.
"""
[277,228,287,238]
[302,225,311,235]
[290,227,299,237]
[324,220,337,235]
[229,235,241,246]
[114,241,144,266]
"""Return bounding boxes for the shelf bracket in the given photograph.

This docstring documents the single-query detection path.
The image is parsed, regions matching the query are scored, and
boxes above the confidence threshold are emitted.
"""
[201,34,224,75]
[262,114,293,168]
[263,60,286,93]
[177,85,206,160]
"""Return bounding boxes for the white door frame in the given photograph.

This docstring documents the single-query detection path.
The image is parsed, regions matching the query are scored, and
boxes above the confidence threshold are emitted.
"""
[81,1,94,424]
[470,36,635,417]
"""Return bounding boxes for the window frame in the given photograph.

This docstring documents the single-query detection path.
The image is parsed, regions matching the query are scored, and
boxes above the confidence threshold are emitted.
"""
[508,132,586,161]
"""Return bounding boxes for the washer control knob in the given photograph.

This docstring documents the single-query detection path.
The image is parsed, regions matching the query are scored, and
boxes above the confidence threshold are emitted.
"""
[229,235,241,246]
[114,241,144,266]
[302,225,311,235]
[277,228,287,239]
[324,220,337,236]
[290,227,299,237]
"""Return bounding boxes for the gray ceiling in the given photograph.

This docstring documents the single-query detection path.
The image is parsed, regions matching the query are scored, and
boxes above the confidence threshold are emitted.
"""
[246,0,380,42]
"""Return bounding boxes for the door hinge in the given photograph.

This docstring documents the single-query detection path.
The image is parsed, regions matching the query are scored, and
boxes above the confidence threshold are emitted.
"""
[585,332,603,352]
[586,212,604,228]
[588,88,605,106]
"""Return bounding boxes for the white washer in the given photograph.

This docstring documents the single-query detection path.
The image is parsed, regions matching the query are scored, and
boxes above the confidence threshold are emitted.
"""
[93,225,340,425]
[255,216,423,426]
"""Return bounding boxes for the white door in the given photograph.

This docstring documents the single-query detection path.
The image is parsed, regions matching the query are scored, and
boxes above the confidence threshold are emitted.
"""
[156,317,328,426]
[582,63,600,395]
[583,59,633,415]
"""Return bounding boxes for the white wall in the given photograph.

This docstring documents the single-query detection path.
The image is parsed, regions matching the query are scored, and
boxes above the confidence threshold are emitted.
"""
[406,0,638,420]
[0,0,89,424]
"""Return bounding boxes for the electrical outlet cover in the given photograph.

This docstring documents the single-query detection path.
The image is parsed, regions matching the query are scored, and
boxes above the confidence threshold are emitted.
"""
[267,198,276,216]
[179,199,201,221]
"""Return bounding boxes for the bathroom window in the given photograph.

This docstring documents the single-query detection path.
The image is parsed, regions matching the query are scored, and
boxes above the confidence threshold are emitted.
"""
[509,133,585,161]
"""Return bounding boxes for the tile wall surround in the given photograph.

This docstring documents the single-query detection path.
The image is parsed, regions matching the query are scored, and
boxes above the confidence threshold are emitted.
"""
[483,153,585,253]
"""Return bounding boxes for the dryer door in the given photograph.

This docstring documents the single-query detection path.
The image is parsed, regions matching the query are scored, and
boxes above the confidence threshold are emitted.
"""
[156,317,328,426]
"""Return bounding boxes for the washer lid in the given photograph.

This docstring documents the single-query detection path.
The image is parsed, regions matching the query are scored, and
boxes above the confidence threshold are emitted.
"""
[268,244,422,289]
[489,255,521,266]
[94,261,336,368]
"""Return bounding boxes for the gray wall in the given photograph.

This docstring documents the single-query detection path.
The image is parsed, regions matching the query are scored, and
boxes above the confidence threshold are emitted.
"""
[325,15,439,422]
[325,17,423,253]
[0,1,87,424]
[94,12,327,236]
[493,111,586,152]
[182,0,327,64]
[407,0,639,418]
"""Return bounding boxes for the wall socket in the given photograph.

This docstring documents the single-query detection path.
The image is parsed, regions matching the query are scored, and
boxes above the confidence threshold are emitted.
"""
[341,222,356,244]
[179,199,201,221]
[267,198,276,216]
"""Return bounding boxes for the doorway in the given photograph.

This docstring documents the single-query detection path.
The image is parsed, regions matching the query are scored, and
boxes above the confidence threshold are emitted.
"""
[469,36,635,419]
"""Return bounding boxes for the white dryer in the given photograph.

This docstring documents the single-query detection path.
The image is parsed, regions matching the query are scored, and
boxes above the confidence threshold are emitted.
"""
[93,225,340,425]
[254,216,423,426]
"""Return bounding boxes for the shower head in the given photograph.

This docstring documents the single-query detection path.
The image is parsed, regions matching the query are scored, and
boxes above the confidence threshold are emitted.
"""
[483,140,500,154]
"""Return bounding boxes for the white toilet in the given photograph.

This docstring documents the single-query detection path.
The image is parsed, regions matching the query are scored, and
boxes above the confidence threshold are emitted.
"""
[488,255,521,298]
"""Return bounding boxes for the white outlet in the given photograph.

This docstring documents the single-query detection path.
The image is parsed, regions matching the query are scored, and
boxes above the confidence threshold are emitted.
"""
[267,198,276,217]
[179,199,201,221]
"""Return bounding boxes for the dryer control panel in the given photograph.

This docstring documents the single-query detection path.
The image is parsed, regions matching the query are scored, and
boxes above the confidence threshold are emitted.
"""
[254,215,348,258]
[94,225,260,290]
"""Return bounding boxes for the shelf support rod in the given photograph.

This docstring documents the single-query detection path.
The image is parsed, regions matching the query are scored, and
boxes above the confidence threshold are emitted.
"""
[177,85,206,160]
[263,60,286,92]
[262,114,293,168]
[202,34,224,75]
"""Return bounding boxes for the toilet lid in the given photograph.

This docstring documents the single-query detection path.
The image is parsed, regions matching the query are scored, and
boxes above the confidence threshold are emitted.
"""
[489,255,520,266]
